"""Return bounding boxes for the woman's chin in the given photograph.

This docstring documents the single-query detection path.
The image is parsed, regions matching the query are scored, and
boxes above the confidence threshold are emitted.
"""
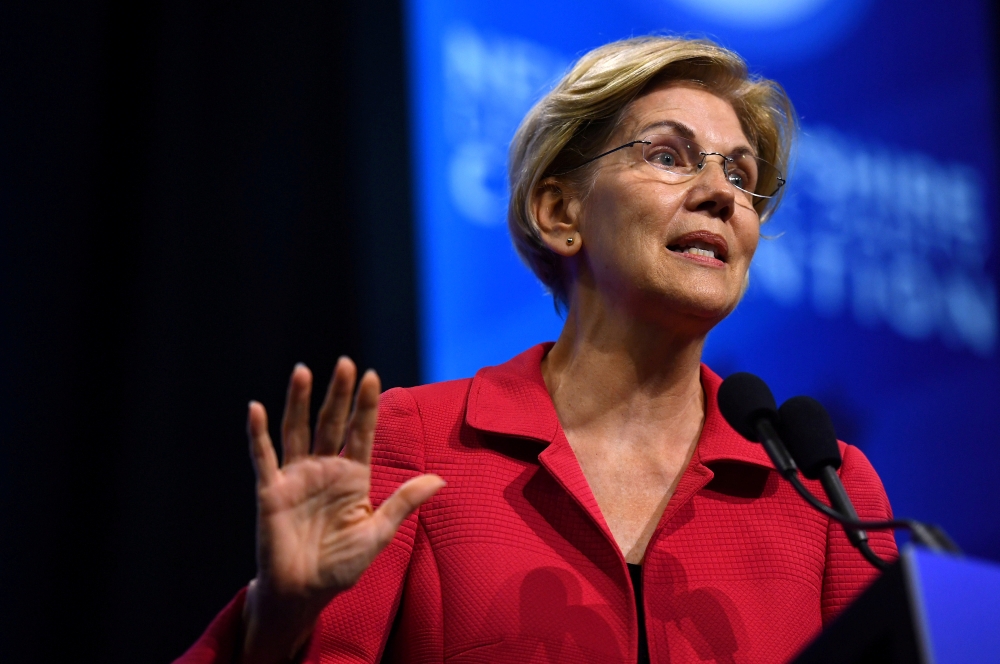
[628,287,739,332]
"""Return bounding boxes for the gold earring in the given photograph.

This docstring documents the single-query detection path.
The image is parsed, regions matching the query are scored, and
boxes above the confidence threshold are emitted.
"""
[566,237,575,246]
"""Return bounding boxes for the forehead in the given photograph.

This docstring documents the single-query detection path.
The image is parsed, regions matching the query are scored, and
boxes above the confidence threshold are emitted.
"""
[621,83,750,152]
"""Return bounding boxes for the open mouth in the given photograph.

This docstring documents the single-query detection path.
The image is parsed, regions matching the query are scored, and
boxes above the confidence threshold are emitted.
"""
[666,232,728,263]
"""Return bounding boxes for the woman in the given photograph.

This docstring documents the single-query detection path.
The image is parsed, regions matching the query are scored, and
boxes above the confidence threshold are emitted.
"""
[179,36,896,664]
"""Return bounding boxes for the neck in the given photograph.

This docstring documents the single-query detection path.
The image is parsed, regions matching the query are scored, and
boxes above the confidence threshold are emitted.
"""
[541,286,708,442]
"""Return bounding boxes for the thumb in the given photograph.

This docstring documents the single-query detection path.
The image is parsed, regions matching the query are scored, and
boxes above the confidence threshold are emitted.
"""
[369,474,445,549]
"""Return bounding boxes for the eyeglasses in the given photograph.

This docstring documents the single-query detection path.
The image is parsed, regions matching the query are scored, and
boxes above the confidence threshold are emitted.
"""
[560,133,786,203]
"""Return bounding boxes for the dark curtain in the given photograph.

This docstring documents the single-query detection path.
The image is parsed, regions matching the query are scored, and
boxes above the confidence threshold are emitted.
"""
[0,1,417,660]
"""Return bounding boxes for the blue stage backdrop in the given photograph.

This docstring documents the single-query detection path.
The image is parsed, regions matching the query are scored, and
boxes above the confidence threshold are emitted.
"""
[404,0,998,560]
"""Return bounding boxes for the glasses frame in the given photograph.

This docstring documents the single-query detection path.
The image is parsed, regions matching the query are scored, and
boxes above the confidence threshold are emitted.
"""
[555,135,786,200]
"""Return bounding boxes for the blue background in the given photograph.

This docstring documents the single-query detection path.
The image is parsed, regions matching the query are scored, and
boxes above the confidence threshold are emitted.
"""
[405,0,999,560]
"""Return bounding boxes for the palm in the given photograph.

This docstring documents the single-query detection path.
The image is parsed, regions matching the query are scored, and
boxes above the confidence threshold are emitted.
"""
[242,359,443,662]
[258,455,378,594]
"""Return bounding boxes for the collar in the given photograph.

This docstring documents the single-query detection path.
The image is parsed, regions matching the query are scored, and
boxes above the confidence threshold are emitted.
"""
[465,342,774,470]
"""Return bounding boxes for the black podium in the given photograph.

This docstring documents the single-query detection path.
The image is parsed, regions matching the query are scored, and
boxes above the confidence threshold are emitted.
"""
[793,546,1000,663]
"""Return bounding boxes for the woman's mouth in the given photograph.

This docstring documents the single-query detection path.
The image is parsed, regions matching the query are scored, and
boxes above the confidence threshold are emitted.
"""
[666,232,728,266]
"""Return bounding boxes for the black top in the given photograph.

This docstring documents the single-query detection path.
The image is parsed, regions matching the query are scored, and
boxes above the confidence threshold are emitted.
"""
[628,563,651,664]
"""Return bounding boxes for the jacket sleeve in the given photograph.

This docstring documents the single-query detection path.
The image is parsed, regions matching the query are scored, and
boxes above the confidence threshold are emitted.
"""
[820,443,899,624]
[173,588,248,664]
[173,387,426,664]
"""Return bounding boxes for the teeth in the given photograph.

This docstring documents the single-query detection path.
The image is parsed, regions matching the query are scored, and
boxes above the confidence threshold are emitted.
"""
[681,246,718,258]
[668,239,723,260]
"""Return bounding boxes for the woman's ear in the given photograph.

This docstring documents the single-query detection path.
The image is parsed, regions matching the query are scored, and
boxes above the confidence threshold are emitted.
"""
[531,178,583,257]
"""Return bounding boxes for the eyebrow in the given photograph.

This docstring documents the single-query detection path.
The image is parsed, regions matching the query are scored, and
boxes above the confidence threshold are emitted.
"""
[637,119,696,139]
[635,119,756,156]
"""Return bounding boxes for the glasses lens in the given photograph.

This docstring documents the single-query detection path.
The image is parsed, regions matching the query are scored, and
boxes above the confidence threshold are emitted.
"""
[731,153,783,198]
[755,158,783,199]
[641,134,784,199]
[641,135,702,175]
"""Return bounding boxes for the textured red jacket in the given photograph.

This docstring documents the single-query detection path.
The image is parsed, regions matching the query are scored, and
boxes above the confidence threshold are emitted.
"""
[179,344,897,664]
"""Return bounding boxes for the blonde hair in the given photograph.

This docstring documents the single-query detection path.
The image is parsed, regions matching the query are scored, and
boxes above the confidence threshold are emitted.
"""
[507,36,797,307]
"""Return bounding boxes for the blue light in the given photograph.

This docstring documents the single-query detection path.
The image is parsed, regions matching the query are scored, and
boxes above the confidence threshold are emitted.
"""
[635,0,873,63]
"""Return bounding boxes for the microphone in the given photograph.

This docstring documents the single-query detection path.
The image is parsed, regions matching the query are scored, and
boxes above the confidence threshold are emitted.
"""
[777,396,870,550]
[716,372,797,478]
[718,372,961,569]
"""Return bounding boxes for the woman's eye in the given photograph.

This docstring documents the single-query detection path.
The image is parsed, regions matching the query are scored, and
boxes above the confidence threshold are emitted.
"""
[649,151,676,168]
[728,167,756,190]
[727,157,759,192]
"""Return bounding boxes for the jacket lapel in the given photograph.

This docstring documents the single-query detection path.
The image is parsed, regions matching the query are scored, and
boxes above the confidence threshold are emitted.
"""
[464,343,561,444]
[465,343,618,545]
[694,364,774,469]
[648,364,775,540]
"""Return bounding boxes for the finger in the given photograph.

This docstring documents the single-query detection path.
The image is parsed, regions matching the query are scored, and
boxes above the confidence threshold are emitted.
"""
[280,364,313,465]
[343,369,380,465]
[247,401,278,486]
[313,356,357,456]
[370,475,446,548]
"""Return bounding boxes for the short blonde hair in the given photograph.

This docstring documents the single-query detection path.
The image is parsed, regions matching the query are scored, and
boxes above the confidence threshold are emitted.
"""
[507,36,797,307]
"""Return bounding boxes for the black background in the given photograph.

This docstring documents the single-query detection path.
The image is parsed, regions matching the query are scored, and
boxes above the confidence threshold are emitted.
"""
[1,0,416,660]
[1,1,998,662]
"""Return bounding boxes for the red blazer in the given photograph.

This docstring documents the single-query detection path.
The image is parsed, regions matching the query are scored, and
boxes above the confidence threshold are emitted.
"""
[179,344,897,664]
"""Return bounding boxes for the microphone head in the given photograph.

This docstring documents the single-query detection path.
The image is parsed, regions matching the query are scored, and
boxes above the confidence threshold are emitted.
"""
[777,396,842,479]
[717,372,778,442]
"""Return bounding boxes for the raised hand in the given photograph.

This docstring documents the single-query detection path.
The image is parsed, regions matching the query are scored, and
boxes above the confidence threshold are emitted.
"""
[241,358,444,664]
